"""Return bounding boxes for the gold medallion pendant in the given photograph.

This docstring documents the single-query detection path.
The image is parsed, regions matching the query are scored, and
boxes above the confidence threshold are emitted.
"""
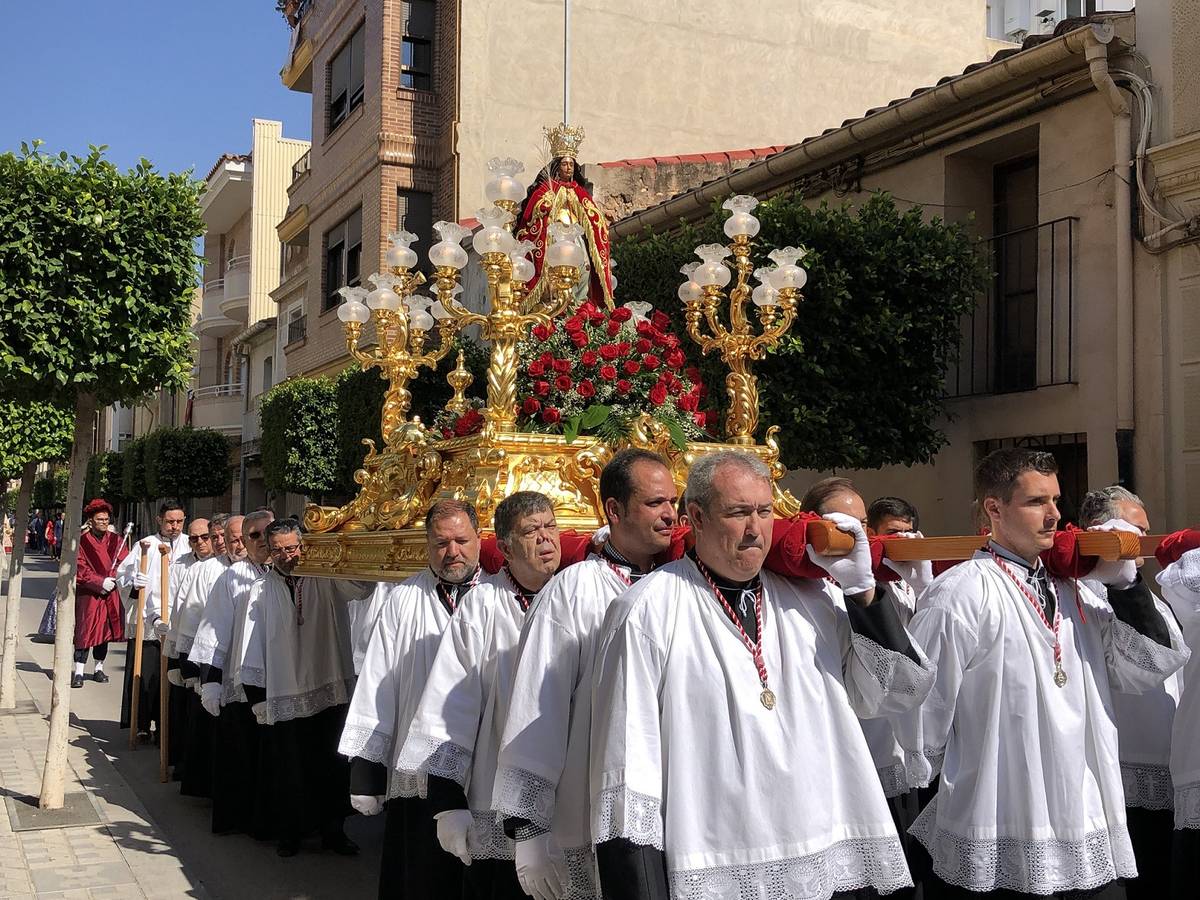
[1054,665,1068,688]
[760,688,777,710]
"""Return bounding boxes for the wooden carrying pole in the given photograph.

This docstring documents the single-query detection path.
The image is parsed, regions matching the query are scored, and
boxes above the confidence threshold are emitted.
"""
[804,519,1168,562]
[158,544,170,783]
[128,540,151,751]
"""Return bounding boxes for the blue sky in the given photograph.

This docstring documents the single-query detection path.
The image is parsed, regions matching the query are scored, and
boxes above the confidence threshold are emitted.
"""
[0,1,312,176]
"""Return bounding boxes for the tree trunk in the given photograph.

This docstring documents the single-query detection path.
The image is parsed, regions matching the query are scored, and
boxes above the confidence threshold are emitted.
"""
[0,461,37,709]
[39,392,96,810]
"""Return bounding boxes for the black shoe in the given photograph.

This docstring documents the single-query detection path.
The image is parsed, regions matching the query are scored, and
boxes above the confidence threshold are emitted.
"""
[277,839,300,858]
[71,674,84,689]
[93,670,109,684]
[321,833,359,856]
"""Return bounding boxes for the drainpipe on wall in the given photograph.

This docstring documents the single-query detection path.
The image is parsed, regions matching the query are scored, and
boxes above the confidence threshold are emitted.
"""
[1084,26,1136,486]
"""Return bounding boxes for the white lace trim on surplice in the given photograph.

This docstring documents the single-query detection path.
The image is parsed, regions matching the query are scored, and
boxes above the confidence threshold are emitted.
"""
[492,764,557,830]
[394,735,472,786]
[592,785,664,851]
[851,633,934,699]
[1121,762,1174,811]
[877,762,909,799]
[670,835,911,900]
[266,678,353,724]
[468,809,513,860]
[338,723,392,765]
[910,799,1136,894]
[562,844,601,900]
[1175,781,1200,830]
[1111,618,1181,675]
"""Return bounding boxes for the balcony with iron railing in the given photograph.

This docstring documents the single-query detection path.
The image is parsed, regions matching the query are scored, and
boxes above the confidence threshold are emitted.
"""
[290,149,311,192]
[946,216,1077,399]
[220,255,251,321]
[195,279,239,337]
[191,381,245,435]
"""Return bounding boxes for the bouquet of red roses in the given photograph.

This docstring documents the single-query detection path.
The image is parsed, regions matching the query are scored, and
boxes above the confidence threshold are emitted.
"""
[515,301,715,446]
[432,398,486,440]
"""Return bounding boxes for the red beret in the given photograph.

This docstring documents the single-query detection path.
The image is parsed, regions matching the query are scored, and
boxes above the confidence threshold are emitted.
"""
[83,499,113,518]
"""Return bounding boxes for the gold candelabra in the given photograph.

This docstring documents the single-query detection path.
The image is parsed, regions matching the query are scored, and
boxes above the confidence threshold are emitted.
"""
[679,195,806,444]
[430,211,583,431]
[336,231,461,448]
[444,350,474,416]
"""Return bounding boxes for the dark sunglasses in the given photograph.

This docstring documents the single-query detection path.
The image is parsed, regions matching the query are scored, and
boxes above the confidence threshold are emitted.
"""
[188,534,212,543]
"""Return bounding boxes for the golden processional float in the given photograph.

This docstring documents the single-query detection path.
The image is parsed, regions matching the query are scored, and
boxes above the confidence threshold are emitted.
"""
[296,124,811,581]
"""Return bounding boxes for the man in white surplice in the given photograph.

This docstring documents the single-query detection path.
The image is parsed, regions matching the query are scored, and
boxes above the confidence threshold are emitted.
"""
[1079,487,1183,900]
[397,491,562,900]
[1155,543,1200,899]
[241,518,372,857]
[187,507,274,837]
[339,499,482,898]
[492,449,680,900]
[589,450,934,900]
[895,448,1190,900]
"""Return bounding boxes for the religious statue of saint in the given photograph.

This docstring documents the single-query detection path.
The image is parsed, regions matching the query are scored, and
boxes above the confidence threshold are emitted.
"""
[515,123,614,309]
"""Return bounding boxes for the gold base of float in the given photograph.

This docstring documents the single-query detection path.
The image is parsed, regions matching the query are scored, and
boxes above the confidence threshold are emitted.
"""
[296,416,801,582]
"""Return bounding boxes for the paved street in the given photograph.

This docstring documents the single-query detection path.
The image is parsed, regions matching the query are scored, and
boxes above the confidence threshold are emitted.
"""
[1,553,383,899]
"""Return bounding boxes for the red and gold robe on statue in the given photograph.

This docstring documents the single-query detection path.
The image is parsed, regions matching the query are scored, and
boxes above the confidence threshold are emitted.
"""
[516,177,613,310]
[75,529,128,650]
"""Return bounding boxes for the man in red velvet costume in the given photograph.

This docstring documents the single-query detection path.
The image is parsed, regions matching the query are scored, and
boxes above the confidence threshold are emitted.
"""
[73,499,128,688]
[516,122,613,310]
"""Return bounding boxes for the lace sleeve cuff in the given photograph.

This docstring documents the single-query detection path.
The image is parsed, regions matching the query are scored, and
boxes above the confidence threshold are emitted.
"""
[338,723,394,765]
[850,633,935,712]
[395,734,473,786]
[1111,618,1188,676]
[492,764,557,831]
[593,784,664,851]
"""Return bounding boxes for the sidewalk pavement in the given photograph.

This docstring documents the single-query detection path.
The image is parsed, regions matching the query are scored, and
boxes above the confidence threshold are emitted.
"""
[0,568,202,899]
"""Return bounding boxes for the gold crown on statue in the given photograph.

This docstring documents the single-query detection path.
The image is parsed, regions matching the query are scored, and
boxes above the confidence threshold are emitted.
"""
[544,122,585,160]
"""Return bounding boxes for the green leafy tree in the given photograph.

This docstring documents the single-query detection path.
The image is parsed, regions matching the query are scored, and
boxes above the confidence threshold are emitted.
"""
[84,450,126,507]
[0,143,204,808]
[0,398,73,712]
[120,436,149,502]
[143,426,232,502]
[260,376,341,500]
[614,192,986,470]
[32,470,69,510]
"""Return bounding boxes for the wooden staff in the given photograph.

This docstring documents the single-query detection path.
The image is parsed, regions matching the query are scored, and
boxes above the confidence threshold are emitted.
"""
[128,540,151,750]
[804,518,1169,562]
[158,543,170,782]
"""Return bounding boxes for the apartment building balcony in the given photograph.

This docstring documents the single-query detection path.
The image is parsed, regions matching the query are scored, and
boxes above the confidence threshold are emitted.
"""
[220,256,251,320]
[946,217,1077,399]
[280,0,314,92]
[191,382,244,436]
[195,279,239,337]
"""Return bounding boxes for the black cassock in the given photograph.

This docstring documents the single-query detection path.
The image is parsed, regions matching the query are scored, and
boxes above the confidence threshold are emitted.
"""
[119,638,161,733]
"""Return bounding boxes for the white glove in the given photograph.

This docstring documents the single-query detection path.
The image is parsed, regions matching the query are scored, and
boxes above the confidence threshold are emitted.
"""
[166,669,184,687]
[1088,518,1141,588]
[132,571,149,589]
[515,833,569,900]
[882,531,934,594]
[251,701,269,725]
[101,577,116,593]
[590,525,610,548]
[806,512,876,596]
[200,683,222,717]
[351,794,385,816]
[435,809,474,865]
[185,676,200,691]
[153,620,170,639]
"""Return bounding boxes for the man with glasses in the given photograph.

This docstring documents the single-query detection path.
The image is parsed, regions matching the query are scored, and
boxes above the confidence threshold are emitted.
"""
[117,501,188,739]
[72,499,129,688]
[243,518,374,857]
[189,508,275,837]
